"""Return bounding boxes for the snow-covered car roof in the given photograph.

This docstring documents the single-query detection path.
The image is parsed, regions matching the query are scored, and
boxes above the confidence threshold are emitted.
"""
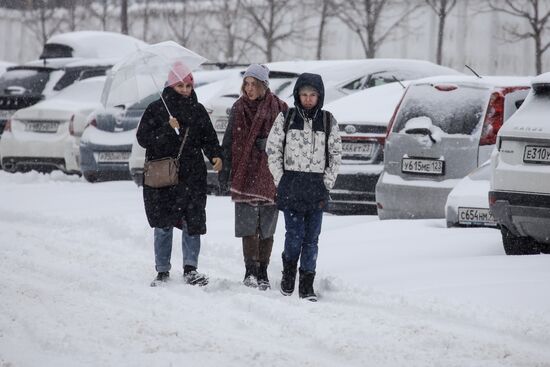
[410,75,532,88]
[43,31,147,59]
[531,72,550,86]
[325,81,410,126]
[308,58,460,84]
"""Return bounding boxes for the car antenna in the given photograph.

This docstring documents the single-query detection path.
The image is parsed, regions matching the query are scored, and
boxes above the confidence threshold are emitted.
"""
[392,76,406,89]
[465,64,482,79]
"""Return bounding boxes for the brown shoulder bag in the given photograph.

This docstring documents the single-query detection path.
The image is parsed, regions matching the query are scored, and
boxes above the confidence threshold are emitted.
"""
[143,128,189,188]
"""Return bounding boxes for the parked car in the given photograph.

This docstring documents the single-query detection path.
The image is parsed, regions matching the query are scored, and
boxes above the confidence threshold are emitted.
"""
[324,81,410,214]
[290,58,461,103]
[0,76,106,174]
[489,72,550,255]
[445,160,497,227]
[80,93,156,182]
[0,31,145,141]
[376,75,531,220]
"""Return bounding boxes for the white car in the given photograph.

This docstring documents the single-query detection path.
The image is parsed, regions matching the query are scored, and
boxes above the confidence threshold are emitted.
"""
[490,72,550,255]
[445,160,497,228]
[0,77,106,174]
[288,58,461,104]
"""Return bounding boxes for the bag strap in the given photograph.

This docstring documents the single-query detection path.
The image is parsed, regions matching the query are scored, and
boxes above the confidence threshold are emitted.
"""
[282,109,296,171]
[323,111,330,169]
[176,128,189,160]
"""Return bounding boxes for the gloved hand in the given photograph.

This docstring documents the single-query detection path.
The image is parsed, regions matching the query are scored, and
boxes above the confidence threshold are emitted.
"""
[255,137,267,151]
[212,157,223,172]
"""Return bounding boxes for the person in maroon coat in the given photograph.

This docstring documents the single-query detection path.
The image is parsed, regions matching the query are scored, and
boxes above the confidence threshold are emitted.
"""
[219,64,288,290]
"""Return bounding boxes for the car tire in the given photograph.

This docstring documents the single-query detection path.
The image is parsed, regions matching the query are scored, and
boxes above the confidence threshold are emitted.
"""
[83,172,98,183]
[500,226,540,255]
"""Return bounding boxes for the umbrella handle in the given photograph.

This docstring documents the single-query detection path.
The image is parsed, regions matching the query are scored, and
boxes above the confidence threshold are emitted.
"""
[149,71,179,136]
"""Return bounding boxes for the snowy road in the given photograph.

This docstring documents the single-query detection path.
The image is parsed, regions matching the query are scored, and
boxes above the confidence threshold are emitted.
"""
[1,172,549,367]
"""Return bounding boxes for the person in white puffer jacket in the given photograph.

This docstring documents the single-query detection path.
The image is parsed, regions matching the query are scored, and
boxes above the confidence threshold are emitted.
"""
[266,72,342,302]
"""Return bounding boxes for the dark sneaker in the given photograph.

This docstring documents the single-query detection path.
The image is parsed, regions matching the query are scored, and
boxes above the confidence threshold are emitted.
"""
[183,270,209,286]
[150,271,170,287]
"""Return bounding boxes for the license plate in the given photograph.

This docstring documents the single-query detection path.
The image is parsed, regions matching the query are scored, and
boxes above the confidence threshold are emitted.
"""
[25,122,58,133]
[401,157,444,175]
[213,118,228,132]
[98,151,130,162]
[342,142,376,157]
[523,145,550,164]
[458,207,497,226]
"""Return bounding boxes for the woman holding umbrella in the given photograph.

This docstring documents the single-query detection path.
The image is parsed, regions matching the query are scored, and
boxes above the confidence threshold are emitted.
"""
[137,62,223,287]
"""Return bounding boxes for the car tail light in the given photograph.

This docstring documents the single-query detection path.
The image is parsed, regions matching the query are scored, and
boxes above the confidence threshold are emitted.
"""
[4,119,11,132]
[385,90,407,139]
[480,92,504,146]
[488,191,496,206]
[69,115,75,136]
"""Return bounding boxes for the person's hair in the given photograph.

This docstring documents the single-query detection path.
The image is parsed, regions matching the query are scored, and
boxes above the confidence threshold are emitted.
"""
[299,85,319,95]
[241,76,268,97]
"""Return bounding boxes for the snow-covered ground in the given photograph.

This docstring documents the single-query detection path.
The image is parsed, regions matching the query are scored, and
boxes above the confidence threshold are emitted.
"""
[1,171,549,367]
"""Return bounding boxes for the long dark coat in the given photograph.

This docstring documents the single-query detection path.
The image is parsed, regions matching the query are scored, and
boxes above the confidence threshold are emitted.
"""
[136,87,222,235]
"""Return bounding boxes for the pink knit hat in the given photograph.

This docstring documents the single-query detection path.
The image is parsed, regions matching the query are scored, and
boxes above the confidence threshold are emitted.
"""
[167,61,194,87]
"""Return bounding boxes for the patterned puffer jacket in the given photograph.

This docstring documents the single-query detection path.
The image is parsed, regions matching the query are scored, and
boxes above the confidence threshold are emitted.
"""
[266,73,342,212]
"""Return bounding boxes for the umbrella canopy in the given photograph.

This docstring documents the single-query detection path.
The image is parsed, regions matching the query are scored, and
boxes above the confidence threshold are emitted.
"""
[101,41,207,114]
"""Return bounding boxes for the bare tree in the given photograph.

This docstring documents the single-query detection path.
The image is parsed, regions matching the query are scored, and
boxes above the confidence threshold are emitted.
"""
[143,0,154,41]
[205,0,256,62]
[88,0,115,31]
[121,0,128,35]
[165,0,199,47]
[335,0,420,58]
[424,0,458,64]
[304,0,338,59]
[241,0,302,62]
[488,0,550,74]
[21,0,65,45]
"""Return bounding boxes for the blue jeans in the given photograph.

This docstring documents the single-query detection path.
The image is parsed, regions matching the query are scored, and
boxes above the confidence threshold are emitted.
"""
[154,222,201,272]
[282,208,323,273]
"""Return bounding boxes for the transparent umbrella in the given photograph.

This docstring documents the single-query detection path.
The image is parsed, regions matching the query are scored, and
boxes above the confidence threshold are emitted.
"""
[101,40,207,117]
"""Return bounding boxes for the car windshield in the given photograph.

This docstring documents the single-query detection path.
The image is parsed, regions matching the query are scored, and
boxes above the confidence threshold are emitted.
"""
[393,84,489,135]
[0,68,51,95]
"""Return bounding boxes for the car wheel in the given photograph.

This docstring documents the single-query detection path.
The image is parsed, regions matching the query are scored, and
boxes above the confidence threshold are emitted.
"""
[83,172,98,183]
[500,226,540,255]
